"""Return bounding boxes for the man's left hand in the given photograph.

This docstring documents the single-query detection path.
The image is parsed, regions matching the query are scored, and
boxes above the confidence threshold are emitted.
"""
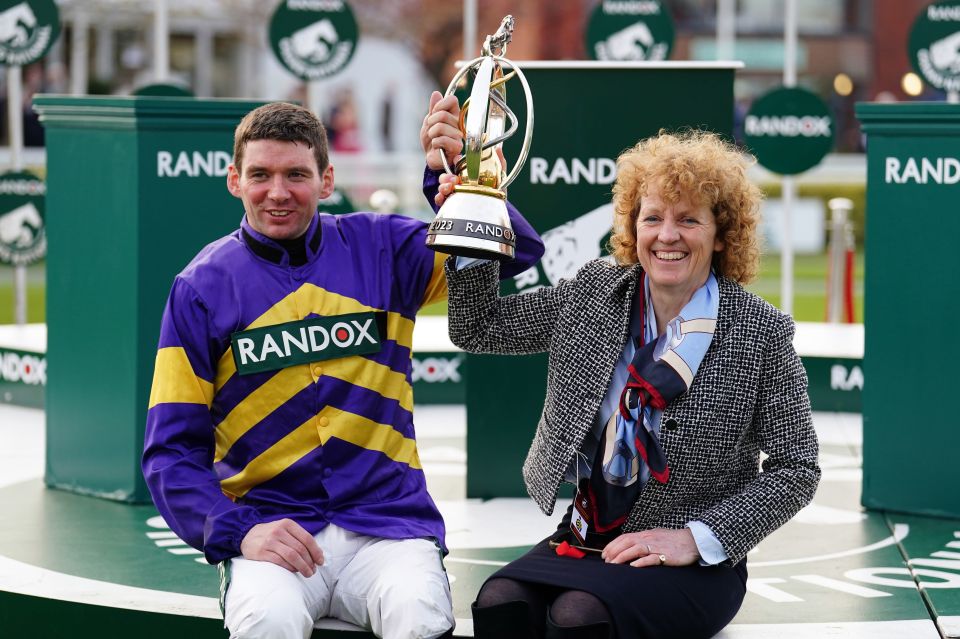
[420,91,462,171]
[601,528,701,567]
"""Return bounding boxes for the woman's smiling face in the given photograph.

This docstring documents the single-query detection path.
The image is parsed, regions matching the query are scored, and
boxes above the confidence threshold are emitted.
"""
[635,183,723,298]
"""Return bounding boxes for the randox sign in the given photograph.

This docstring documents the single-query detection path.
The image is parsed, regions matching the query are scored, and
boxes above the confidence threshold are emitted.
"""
[586,0,674,61]
[231,311,381,375]
[743,86,835,176]
[0,0,59,66]
[909,1,960,93]
[0,170,45,266]
[269,0,358,81]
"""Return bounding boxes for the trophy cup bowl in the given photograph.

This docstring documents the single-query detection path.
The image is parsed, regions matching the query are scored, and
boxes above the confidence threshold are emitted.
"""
[425,16,534,260]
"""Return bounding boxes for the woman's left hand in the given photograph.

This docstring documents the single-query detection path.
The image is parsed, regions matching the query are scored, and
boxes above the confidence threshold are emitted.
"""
[601,528,701,567]
[434,172,460,208]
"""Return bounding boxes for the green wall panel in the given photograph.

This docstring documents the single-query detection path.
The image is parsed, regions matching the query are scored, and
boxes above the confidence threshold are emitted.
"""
[857,102,960,518]
[34,96,263,503]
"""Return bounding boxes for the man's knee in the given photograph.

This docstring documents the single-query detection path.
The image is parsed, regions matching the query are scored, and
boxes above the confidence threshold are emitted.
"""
[378,575,454,639]
[225,589,313,639]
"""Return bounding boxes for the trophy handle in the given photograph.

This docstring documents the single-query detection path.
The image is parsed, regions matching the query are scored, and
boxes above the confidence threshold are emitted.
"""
[497,59,533,190]
[438,56,534,191]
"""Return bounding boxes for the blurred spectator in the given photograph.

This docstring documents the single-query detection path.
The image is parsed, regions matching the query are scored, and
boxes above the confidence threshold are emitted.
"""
[23,63,46,147]
[0,62,49,147]
[326,87,363,153]
[381,84,396,152]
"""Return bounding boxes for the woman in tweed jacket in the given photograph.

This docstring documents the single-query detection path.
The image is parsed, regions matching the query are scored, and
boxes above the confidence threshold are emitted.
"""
[443,131,821,639]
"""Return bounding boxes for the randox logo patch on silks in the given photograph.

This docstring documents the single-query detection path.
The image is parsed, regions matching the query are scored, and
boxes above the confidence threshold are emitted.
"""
[231,312,381,375]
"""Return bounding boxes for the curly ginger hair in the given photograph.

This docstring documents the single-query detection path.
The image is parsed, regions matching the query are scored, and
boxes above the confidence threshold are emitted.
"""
[609,130,763,283]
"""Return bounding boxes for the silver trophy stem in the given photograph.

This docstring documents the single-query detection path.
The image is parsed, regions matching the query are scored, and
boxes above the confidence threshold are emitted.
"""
[464,57,495,183]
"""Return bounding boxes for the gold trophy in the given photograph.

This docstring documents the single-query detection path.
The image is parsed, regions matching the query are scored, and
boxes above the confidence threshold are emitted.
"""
[426,15,534,260]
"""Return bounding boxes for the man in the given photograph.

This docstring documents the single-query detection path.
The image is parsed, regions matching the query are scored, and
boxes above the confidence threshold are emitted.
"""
[143,96,543,639]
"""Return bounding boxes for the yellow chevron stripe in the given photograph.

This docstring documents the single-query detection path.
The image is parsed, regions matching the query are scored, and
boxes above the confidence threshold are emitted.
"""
[213,351,415,463]
[220,406,421,498]
[220,413,319,499]
[421,251,449,306]
[214,366,312,462]
[213,283,416,392]
[387,313,415,356]
[322,406,421,470]
[322,356,414,413]
[149,347,214,409]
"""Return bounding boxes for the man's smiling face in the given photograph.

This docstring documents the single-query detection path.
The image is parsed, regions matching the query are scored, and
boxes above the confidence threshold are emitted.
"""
[228,139,334,241]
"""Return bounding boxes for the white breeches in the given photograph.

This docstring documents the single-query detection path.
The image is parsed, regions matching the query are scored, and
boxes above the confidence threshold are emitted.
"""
[224,524,454,639]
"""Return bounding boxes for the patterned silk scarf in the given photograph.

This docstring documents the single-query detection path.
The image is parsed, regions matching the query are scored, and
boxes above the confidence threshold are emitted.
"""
[585,271,719,533]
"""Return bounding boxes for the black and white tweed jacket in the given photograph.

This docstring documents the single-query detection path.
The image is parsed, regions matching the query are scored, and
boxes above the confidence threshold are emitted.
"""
[446,258,821,565]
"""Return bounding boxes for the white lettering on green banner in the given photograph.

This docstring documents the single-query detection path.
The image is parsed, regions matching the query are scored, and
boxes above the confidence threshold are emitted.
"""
[157,151,232,178]
[412,357,462,383]
[744,115,832,137]
[929,5,960,21]
[0,349,46,385]
[885,156,960,184]
[602,1,661,15]
[231,312,381,375]
[528,157,617,185]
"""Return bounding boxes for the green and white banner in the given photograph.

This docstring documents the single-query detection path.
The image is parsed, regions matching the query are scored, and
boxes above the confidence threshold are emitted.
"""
[743,87,834,176]
[0,0,60,65]
[0,346,45,408]
[232,312,381,375]
[909,1,960,92]
[586,0,674,61]
[269,0,358,81]
[467,62,737,498]
[0,171,46,266]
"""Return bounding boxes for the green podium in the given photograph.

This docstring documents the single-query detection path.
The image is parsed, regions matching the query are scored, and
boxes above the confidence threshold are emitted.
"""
[466,62,739,498]
[34,96,263,502]
[856,103,960,518]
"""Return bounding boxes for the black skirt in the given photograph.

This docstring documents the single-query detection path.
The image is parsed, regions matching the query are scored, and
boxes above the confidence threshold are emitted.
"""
[485,517,748,639]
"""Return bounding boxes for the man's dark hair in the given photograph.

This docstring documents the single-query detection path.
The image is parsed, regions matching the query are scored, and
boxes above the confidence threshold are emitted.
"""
[233,102,329,173]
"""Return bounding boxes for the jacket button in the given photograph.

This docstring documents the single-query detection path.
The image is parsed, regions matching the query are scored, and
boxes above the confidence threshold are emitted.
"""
[664,419,679,432]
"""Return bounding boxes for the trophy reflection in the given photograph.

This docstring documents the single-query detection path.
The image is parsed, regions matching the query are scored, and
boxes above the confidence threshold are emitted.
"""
[426,15,534,260]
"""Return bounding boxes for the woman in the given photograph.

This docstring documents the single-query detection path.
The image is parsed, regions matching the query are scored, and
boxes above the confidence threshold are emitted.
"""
[443,130,821,639]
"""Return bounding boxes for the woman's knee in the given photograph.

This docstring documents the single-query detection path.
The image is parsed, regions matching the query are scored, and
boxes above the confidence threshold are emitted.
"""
[548,590,611,628]
[476,577,538,608]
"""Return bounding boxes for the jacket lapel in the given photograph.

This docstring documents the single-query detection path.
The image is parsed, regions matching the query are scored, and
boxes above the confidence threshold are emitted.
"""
[559,265,641,448]
[591,265,642,399]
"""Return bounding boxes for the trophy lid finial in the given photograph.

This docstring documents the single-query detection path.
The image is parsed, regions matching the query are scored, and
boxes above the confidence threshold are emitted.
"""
[483,15,515,57]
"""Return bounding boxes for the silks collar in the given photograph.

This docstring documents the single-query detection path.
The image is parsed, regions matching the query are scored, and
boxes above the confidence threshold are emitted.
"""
[240,213,323,266]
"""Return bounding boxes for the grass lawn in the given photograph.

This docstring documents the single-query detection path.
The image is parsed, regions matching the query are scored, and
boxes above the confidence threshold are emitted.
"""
[744,251,864,323]
[1,252,863,325]
[0,262,46,324]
